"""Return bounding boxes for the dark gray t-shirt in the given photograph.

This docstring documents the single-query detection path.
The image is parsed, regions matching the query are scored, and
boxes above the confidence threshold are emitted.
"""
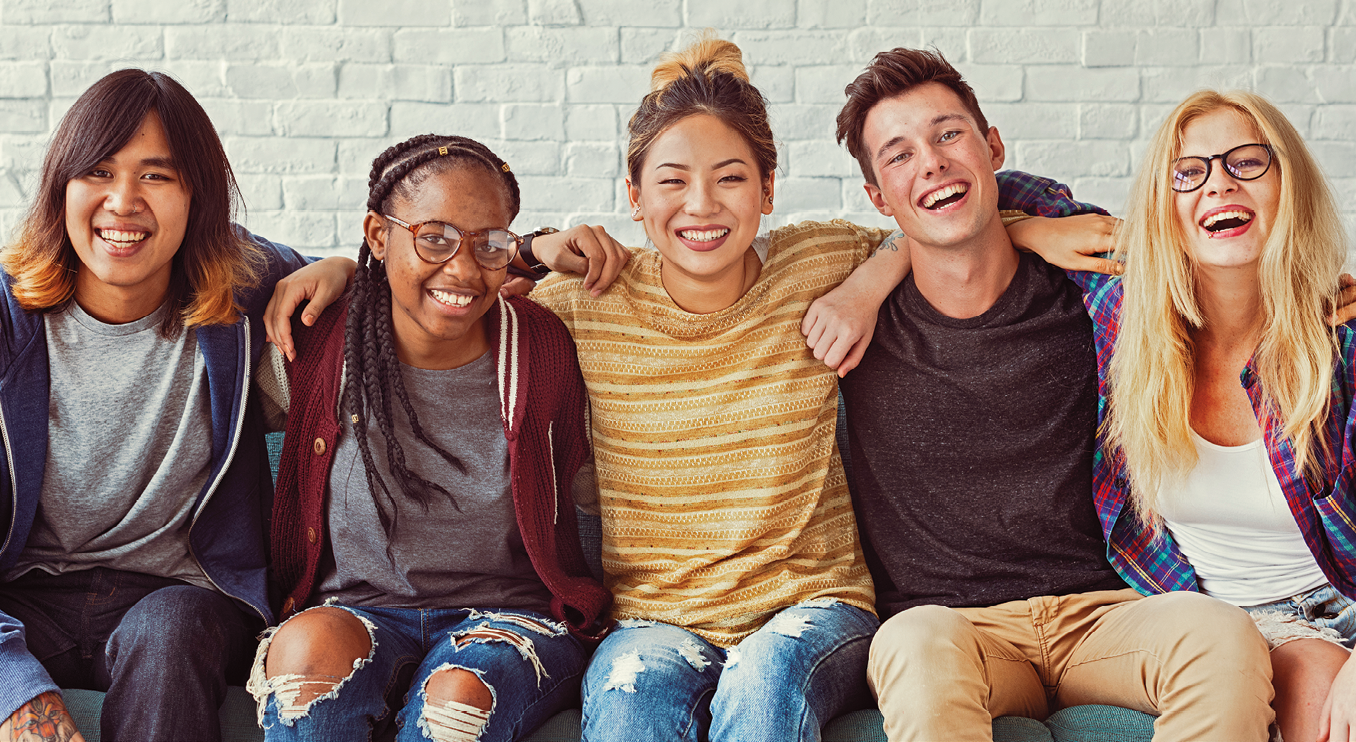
[315,352,551,612]
[7,301,213,588]
[842,252,1126,617]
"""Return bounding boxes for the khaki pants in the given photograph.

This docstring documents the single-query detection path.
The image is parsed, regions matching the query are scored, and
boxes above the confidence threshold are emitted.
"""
[867,589,1273,742]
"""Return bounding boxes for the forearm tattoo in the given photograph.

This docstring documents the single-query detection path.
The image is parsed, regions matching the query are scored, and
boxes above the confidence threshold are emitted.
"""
[1,692,80,742]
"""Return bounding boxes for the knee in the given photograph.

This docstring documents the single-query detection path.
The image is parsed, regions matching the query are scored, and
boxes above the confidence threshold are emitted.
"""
[424,667,492,710]
[873,605,975,658]
[115,586,235,651]
[264,607,373,682]
[419,667,494,742]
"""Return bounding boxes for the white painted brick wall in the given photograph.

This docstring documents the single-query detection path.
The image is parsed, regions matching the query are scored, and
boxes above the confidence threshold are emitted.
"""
[0,0,1352,255]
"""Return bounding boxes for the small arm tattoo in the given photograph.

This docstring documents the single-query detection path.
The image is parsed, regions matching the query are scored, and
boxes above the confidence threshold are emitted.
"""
[872,232,904,256]
[1,692,81,742]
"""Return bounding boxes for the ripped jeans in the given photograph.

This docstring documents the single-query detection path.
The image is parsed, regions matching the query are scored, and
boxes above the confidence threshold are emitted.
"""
[580,600,878,742]
[249,605,587,742]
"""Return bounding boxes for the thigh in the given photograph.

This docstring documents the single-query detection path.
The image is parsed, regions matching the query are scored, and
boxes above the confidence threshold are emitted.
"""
[1059,591,1274,742]
[0,571,88,683]
[581,621,722,742]
[397,609,586,742]
[710,600,879,742]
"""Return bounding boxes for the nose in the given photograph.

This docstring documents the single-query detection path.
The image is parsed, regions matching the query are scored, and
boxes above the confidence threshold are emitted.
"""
[1202,156,1239,196]
[684,179,719,217]
[440,238,483,280]
[103,176,142,215]
[917,143,948,178]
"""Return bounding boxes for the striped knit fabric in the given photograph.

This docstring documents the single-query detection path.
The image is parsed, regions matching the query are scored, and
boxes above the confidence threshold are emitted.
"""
[532,220,887,646]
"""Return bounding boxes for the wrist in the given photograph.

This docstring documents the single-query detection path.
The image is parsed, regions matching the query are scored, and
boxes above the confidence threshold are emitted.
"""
[519,227,559,278]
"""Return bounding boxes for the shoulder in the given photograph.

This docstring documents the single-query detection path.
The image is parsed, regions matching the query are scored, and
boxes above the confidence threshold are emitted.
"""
[768,220,879,256]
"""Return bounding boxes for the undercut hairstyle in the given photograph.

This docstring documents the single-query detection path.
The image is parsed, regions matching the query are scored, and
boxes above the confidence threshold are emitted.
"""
[627,32,777,184]
[1108,90,1346,525]
[346,133,520,540]
[0,68,261,337]
[836,48,989,186]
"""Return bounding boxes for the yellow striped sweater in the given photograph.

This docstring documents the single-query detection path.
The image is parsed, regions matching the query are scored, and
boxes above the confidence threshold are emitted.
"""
[532,220,888,646]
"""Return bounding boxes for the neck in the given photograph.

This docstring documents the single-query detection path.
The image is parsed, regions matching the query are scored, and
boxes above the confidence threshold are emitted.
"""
[73,273,170,325]
[1192,264,1264,349]
[661,247,762,314]
[909,217,1020,319]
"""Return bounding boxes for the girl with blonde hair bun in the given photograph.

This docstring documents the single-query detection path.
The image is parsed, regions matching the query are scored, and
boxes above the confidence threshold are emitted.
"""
[1026,89,1356,742]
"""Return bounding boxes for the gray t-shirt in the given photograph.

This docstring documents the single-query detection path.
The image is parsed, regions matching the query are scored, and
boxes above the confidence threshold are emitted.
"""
[315,352,551,612]
[7,301,214,589]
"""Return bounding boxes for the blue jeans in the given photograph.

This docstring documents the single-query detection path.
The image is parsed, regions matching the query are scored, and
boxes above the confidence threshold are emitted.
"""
[1244,583,1356,648]
[252,605,587,742]
[580,599,878,742]
[0,567,260,742]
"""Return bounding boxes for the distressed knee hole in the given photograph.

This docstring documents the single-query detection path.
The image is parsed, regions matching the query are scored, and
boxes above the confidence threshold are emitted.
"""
[246,606,377,726]
[724,646,742,669]
[419,666,495,742]
[602,651,644,693]
[765,611,814,638]
[450,623,549,686]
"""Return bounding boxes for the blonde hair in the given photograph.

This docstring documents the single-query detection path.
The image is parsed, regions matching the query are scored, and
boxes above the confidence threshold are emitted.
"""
[626,31,776,183]
[1108,89,1347,523]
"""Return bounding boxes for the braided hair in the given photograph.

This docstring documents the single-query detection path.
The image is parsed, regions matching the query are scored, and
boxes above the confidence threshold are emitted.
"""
[345,134,521,540]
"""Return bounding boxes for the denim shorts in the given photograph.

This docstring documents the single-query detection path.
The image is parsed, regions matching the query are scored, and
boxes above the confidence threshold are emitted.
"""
[1242,583,1356,650]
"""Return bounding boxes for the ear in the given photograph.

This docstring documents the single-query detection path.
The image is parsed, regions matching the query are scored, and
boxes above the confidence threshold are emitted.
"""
[761,171,776,216]
[626,178,643,221]
[986,126,1006,172]
[864,183,893,218]
[363,211,389,261]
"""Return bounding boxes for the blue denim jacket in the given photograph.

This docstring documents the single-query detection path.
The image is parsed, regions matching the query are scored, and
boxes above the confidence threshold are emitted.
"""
[0,231,309,718]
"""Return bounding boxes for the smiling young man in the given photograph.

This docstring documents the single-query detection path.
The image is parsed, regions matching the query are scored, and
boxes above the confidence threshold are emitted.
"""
[0,70,321,742]
[831,49,1275,741]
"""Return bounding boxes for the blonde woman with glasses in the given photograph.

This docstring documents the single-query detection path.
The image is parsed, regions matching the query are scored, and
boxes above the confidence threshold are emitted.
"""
[1014,90,1356,742]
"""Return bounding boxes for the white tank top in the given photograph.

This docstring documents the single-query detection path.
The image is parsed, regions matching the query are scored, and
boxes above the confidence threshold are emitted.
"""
[1156,431,1327,607]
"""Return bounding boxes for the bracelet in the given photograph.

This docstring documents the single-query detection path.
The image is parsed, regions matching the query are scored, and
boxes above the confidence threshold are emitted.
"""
[519,227,559,277]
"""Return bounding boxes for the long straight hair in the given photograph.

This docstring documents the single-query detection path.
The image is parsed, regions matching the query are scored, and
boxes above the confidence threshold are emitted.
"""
[1,69,261,336]
[1108,90,1347,523]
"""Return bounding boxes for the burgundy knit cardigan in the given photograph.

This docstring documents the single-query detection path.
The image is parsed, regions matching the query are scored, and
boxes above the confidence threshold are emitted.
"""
[268,293,611,640]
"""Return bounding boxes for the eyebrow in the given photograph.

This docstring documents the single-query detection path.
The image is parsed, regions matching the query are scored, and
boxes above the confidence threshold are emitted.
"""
[873,114,972,161]
[654,157,748,171]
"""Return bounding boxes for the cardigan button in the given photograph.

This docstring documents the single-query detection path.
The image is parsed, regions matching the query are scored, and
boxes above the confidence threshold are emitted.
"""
[307,527,317,544]
[282,597,295,614]
[313,437,326,455]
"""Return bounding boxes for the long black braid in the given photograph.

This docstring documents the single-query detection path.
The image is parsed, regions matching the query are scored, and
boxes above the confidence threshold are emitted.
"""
[344,133,522,540]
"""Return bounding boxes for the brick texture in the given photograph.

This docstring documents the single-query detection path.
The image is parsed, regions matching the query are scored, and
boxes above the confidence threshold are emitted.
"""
[0,0,1351,254]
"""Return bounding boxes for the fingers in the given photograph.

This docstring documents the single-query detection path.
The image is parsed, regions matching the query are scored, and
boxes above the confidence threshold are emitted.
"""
[838,341,866,378]
[575,225,629,296]
[1333,279,1356,326]
[263,281,308,362]
[499,276,536,297]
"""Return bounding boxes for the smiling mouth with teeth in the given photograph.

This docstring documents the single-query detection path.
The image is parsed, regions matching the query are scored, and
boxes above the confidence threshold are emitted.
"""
[921,183,968,210]
[678,228,730,243]
[1201,210,1253,233]
[97,228,150,247]
[430,289,474,308]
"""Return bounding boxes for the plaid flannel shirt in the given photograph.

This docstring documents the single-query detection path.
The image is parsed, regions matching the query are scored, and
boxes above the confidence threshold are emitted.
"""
[998,169,1356,600]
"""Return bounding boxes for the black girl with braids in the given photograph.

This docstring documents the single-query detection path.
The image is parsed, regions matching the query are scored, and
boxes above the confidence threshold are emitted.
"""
[343,135,520,538]
[249,133,610,742]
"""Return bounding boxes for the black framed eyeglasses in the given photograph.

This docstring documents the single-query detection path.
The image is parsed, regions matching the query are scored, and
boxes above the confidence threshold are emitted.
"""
[1170,143,1274,193]
[383,215,521,270]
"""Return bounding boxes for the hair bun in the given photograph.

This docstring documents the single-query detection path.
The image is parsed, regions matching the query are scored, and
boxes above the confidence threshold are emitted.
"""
[650,31,749,94]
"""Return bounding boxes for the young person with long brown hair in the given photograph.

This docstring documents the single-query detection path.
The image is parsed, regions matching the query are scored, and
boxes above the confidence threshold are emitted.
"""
[0,69,337,742]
